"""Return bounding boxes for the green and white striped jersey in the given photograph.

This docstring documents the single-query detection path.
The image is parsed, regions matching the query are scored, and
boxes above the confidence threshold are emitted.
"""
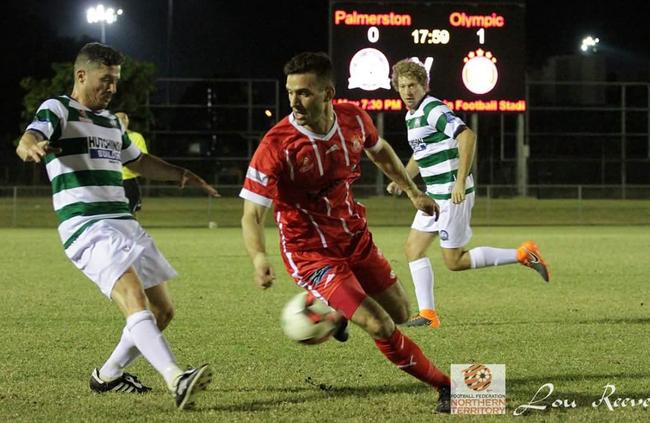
[26,95,142,249]
[405,95,474,200]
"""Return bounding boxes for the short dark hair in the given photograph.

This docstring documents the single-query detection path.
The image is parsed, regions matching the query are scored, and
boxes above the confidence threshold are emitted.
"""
[74,42,124,70]
[283,52,335,85]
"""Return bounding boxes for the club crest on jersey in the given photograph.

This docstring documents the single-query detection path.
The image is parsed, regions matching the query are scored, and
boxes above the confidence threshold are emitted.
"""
[408,137,427,153]
[350,135,363,153]
[88,136,120,161]
[298,155,314,173]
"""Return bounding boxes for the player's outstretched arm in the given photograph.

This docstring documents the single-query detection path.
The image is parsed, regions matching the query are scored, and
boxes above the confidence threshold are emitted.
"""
[179,168,221,197]
[125,154,220,197]
[241,200,275,289]
[15,131,62,163]
[366,138,439,219]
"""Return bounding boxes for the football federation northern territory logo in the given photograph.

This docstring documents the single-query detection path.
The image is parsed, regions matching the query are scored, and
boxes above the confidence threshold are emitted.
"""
[451,363,506,414]
[463,363,493,391]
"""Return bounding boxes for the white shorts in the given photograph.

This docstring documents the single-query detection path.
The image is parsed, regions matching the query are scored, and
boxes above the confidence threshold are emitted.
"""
[65,219,177,298]
[410,192,475,249]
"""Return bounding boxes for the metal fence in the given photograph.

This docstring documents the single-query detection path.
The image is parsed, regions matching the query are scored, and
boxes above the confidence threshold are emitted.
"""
[525,81,650,188]
[3,79,650,227]
[143,79,650,196]
[2,183,649,229]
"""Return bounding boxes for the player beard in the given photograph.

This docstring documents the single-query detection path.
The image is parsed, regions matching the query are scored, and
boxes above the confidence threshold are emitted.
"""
[292,109,308,125]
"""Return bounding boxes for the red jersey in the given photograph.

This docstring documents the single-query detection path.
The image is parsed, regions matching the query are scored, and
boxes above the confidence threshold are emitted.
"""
[240,103,381,252]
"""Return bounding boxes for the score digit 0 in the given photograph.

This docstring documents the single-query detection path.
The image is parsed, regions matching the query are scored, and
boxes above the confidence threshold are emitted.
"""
[367,26,379,43]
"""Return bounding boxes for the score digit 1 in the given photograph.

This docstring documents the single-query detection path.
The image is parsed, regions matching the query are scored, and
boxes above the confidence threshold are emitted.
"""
[476,28,485,44]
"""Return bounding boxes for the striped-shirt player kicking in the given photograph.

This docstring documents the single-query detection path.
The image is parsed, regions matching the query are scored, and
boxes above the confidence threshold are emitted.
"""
[16,42,218,410]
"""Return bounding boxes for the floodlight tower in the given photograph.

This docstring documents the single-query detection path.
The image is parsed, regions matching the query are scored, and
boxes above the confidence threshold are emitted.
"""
[580,35,600,53]
[86,4,123,43]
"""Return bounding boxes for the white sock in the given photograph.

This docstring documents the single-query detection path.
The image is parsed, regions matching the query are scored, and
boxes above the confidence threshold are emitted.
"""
[99,326,141,381]
[126,310,182,390]
[408,257,435,311]
[469,247,518,268]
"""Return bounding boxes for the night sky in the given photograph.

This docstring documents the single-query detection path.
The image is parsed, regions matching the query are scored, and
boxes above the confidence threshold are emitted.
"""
[7,0,649,79]
[2,0,648,141]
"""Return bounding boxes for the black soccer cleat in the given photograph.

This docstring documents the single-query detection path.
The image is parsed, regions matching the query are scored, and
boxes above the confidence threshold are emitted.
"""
[333,318,349,342]
[89,368,152,393]
[435,385,451,414]
[174,364,213,410]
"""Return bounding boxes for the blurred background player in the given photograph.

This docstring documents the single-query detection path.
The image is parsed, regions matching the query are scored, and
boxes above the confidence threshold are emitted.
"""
[240,52,451,413]
[388,59,550,328]
[115,112,147,215]
[15,42,218,409]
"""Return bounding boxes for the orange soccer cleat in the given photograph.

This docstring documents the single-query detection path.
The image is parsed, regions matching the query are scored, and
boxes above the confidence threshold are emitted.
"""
[517,240,550,282]
[404,309,441,328]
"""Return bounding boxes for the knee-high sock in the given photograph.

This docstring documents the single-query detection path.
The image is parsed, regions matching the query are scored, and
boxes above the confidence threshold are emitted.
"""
[374,328,450,389]
[408,257,435,311]
[126,310,182,389]
[99,326,141,381]
[469,247,517,268]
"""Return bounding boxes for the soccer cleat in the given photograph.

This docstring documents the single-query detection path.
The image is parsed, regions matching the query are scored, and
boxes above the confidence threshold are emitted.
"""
[89,368,152,393]
[174,364,213,410]
[333,318,349,342]
[517,240,550,282]
[435,385,451,413]
[403,309,441,328]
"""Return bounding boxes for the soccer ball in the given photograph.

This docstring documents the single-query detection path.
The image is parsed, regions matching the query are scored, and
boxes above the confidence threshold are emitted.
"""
[280,292,337,344]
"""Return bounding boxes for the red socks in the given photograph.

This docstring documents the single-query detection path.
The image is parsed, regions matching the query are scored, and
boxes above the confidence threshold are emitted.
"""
[374,328,450,389]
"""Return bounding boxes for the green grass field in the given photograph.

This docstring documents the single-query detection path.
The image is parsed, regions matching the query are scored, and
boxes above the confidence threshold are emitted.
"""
[2,195,650,228]
[1,225,649,422]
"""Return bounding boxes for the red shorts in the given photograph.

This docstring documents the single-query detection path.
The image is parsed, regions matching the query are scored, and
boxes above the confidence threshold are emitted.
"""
[280,231,397,319]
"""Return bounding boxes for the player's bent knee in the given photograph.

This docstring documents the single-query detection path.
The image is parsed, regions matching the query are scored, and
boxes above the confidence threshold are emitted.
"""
[443,256,464,271]
[352,297,398,338]
[447,260,471,271]
[444,261,463,271]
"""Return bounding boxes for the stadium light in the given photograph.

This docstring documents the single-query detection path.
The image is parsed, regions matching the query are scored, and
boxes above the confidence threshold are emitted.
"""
[86,4,124,43]
[580,35,599,54]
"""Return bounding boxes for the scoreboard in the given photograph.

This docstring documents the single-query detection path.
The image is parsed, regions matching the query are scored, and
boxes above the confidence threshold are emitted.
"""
[329,1,526,113]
